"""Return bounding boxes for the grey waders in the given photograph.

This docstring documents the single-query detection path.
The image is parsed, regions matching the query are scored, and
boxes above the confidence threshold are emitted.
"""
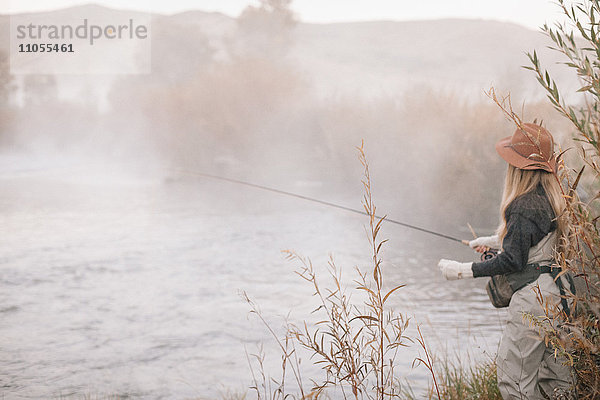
[496,232,576,400]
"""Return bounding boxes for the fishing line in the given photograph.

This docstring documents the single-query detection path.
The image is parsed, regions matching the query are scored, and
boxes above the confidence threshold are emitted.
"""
[176,170,467,244]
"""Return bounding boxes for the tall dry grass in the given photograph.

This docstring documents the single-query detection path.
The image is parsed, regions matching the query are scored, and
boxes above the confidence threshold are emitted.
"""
[242,142,443,399]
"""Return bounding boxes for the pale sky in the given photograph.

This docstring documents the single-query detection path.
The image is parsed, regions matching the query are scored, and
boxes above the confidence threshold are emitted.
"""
[2,0,567,30]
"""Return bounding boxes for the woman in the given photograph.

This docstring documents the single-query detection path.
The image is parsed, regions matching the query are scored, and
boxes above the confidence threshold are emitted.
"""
[437,123,575,400]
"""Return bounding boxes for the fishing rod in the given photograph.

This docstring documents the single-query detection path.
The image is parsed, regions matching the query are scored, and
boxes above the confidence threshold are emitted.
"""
[176,170,470,245]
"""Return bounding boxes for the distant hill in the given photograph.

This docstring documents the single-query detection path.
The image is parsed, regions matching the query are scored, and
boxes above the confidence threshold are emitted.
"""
[291,19,574,98]
[0,5,578,99]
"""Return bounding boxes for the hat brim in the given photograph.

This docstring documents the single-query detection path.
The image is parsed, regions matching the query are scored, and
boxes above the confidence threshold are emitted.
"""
[495,136,556,173]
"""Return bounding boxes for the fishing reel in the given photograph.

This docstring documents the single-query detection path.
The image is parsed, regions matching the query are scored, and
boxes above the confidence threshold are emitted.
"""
[481,248,499,261]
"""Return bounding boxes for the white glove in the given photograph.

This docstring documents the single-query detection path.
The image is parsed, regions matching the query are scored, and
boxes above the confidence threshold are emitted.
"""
[468,235,500,249]
[438,259,474,280]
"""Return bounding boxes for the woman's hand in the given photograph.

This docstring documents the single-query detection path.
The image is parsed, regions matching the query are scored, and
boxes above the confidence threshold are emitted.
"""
[473,245,489,254]
[438,259,474,280]
[468,235,500,254]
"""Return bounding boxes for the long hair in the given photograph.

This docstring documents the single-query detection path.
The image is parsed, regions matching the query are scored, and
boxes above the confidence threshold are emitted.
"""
[496,164,566,244]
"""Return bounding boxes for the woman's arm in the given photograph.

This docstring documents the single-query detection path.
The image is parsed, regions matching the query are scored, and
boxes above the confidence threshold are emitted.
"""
[471,212,539,277]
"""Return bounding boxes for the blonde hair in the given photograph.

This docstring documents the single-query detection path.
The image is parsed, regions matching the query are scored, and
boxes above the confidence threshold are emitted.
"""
[496,164,565,243]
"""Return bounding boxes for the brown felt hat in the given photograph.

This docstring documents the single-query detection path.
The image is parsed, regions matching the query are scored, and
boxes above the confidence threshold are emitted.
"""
[495,123,557,172]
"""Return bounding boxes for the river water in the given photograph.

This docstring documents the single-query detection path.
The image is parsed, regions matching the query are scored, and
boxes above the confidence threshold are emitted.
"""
[0,156,507,399]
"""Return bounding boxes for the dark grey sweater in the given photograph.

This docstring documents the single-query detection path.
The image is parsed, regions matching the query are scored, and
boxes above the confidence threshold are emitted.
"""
[472,183,557,278]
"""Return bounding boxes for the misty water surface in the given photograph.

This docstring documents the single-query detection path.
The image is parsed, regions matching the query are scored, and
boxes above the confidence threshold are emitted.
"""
[0,154,506,399]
